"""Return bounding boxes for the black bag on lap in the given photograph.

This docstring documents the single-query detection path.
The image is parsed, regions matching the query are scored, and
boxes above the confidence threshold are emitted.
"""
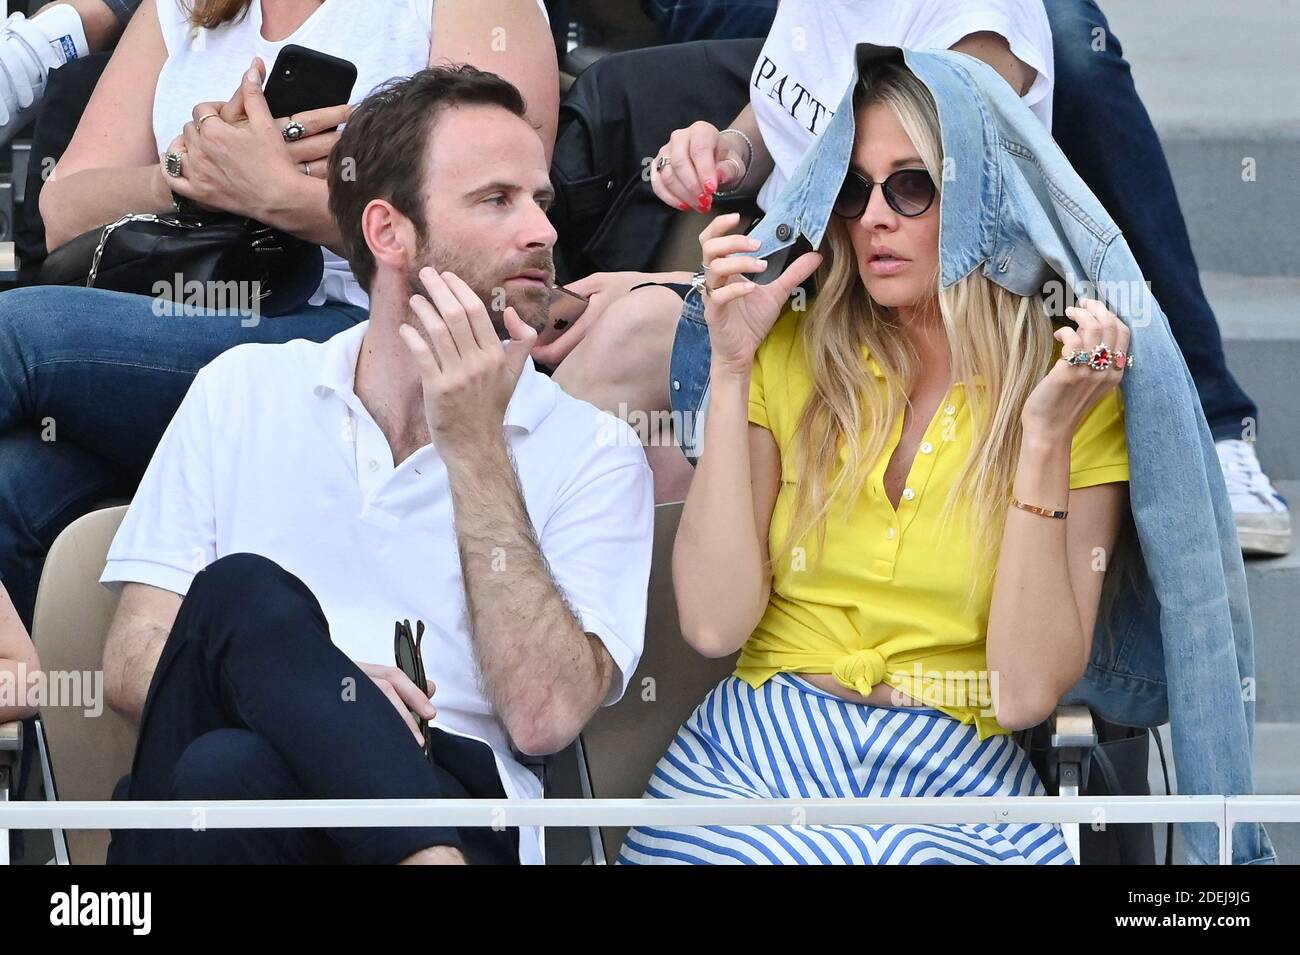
[19,51,323,316]
[37,209,324,317]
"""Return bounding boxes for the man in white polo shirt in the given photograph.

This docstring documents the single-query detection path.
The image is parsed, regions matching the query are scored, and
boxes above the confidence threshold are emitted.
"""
[98,65,654,866]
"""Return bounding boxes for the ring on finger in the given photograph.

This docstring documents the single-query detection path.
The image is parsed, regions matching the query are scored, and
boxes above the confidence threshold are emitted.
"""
[196,112,219,130]
[164,150,184,177]
[282,118,307,142]
[302,161,311,176]
[1063,342,1129,371]
[655,155,670,173]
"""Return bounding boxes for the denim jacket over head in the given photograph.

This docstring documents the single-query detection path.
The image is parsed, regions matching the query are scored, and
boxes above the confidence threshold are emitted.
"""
[691,44,1271,865]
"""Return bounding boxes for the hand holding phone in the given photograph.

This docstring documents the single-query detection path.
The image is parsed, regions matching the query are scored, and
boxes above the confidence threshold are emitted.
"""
[263,43,357,129]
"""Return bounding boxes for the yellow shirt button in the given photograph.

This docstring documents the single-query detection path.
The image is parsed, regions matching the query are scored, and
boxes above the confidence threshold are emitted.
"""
[945,404,956,415]
[920,441,933,453]
[902,488,916,501]
[886,527,896,539]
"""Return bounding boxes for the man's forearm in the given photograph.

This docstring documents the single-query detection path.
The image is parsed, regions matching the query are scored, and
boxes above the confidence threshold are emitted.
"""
[103,622,168,726]
[444,436,610,755]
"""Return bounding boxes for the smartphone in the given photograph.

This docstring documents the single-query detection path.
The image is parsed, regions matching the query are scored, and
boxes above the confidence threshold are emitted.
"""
[263,43,358,128]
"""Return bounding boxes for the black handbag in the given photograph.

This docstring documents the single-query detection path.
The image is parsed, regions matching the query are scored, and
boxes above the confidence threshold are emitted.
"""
[1016,713,1171,865]
[37,210,325,317]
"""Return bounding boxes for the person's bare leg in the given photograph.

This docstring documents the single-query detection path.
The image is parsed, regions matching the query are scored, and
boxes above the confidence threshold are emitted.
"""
[551,285,695,504]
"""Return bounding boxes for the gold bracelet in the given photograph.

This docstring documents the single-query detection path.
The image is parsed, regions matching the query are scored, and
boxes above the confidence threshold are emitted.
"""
[1010,496,1067,519]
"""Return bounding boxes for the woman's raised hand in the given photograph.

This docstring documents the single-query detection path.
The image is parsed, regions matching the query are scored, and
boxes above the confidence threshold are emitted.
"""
[699,212,822,374]
[650,121,749,213]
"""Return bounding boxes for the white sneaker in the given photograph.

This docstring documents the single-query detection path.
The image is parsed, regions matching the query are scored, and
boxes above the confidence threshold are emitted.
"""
[1216,438,1292,556]
[0,9,87,148]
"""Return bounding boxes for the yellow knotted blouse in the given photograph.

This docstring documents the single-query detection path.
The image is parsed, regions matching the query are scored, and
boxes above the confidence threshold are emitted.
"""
[739,306,1129,739]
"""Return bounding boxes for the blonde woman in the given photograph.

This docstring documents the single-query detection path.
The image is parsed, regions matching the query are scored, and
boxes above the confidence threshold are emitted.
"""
[619,60,1131,865]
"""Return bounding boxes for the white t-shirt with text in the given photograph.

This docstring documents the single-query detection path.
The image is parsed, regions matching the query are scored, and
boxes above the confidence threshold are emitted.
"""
[751,0,1055,210]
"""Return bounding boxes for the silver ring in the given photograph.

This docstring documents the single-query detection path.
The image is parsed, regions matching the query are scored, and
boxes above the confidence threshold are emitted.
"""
[302,161,311,176]
[655,155,670,172]
[282,118,307,142]
[164,151,183,177]
[691,271,712,300]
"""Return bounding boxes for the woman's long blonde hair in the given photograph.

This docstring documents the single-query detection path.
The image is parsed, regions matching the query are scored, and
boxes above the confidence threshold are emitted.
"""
[773,60,1062,613]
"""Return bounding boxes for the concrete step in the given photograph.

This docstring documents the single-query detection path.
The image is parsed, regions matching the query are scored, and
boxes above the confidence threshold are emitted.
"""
[1206,271,1300,480]
[1104,0,1300,277]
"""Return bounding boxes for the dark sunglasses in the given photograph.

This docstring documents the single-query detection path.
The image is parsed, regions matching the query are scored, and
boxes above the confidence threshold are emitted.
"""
[833,167,936,220]
[394,618,430,748]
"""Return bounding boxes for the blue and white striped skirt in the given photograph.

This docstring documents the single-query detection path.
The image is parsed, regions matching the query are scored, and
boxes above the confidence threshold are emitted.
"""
[617,673,1076,865]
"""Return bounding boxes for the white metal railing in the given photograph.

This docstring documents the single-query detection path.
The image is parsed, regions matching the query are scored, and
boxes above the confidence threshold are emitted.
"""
[2,795,1298,864]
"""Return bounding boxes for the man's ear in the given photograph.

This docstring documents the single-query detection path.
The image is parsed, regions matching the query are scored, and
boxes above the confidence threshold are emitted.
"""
[361,198,418,277]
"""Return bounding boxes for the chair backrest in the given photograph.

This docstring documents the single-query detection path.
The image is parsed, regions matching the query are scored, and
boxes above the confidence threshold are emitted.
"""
[579,501,738,861]
[32,505,135,865]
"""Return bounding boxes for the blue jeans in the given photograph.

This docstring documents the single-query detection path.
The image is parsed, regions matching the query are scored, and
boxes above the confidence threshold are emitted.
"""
[644,0,776,44]
[106,553,518,865]
[1043,0,1255,441]
[0,285,366,628]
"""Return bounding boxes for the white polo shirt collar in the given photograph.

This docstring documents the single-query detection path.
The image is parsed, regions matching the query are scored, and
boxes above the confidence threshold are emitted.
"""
[310,320,555,434]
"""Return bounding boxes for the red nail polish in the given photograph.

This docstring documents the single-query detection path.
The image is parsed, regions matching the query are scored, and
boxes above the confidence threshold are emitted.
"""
[701,195,713,212]
[678,202,691,211]
[705,180,716,193]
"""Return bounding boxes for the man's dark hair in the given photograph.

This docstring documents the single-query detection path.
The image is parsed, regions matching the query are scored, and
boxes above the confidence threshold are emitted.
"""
[327,64,529,292]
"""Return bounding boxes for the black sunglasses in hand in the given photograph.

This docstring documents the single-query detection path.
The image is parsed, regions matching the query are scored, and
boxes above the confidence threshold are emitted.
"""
[833,167,936,220]
[394,618,430,750]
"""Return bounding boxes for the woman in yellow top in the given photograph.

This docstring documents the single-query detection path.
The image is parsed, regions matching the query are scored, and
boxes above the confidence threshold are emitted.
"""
[618,60,1130,866]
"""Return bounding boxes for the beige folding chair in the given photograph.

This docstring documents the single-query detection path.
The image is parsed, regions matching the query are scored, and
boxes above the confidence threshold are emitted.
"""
[577,501,1100,864]
[30,504,135,865]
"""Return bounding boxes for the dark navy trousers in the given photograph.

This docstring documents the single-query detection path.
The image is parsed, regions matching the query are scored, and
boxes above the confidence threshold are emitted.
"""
[107,553,519,865]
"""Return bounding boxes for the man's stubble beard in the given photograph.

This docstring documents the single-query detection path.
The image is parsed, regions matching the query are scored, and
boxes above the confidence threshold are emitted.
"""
[405,235,552,343]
